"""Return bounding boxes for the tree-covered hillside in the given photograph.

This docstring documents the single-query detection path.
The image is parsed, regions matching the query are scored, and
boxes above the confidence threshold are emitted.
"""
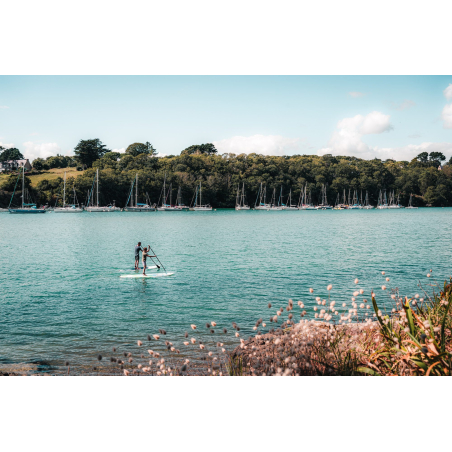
[1,139,452,208]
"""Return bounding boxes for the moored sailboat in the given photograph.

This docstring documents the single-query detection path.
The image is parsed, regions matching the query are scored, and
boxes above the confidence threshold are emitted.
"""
[192,182,212,211]
[363,191,374,209]
[124,173,155,211]
[284,189,299,210]
[9,167,47,214]
[315,184,332,209]
[254,183,271,210]
[85,169,121,212]
[235,183,250,210]
[406,193,418,209]
[54,171,83,212]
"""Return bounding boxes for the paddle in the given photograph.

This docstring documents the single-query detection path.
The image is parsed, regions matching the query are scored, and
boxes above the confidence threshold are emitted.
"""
[147,245,167,273]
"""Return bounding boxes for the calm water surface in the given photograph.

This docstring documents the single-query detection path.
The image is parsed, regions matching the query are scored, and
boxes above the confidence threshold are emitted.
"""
[1,208,451,371]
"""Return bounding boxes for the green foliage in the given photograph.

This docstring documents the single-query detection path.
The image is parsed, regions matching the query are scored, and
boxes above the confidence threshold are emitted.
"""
[74,138,109,168]
[32,155,77,170]
[181,143,217,155]
[0,173,32,191]
[5,149,452,208]
[0,147,24,162]
[366,281,452,376]
[125,142,156,157]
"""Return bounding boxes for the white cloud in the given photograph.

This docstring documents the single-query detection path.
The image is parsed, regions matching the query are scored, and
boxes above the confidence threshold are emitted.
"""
[443,84,452,101]
[112,148,126,153]
[372,142,452,161]
[319,111,392,157]
[0,105,9,109]
[442,103,452,129]
[213,134,301,156]
[348,92,365,98]
[0,141,16,149]
[391,99,416,111]
[22,141,65,161]
[316,111,452,160]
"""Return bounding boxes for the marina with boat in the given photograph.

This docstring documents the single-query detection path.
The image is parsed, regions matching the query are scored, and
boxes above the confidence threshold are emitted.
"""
[1,168,427,213]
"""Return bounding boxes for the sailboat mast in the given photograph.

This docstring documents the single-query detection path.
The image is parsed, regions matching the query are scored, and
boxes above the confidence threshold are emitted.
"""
[135,174,138,207]
[22,166,24,208]
[199,182,202,206]
[63,171,66,208]
[96,169,99,207]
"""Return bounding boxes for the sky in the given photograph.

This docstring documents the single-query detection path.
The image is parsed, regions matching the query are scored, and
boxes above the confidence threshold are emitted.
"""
[1,75,452,162]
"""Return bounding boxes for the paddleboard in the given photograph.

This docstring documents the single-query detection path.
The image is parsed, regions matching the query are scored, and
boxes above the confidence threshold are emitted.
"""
[130,266,158,270]
[120,272,174,278]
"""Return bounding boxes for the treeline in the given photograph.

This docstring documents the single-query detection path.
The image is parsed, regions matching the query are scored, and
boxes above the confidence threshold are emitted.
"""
[2,138,452,208]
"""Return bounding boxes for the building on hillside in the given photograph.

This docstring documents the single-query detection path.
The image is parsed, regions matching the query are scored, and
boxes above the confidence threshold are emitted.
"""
[0,159,32,172]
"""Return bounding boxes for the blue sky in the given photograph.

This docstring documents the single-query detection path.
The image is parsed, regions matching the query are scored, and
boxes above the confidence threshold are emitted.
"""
[1,75,452,162]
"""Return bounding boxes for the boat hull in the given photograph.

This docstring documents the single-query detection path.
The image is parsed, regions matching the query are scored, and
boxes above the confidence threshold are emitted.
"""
[235,206,250,210]
[86,207,121,212]
[124,207,156,212]
[54,207,84,213]
[9,209,47,214]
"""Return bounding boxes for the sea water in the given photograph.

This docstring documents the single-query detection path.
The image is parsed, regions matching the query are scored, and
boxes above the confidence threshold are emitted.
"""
[1,208,451,372]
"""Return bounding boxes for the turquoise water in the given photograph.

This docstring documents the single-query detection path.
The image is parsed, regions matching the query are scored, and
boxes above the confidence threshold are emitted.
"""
[1,208,451,371]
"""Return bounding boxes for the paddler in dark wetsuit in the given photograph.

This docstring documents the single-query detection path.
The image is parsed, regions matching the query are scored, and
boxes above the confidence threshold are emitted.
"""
[135,242,143,270]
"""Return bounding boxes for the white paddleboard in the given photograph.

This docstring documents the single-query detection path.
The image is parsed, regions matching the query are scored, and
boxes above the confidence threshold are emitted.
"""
[129,266,158,270]
[120,272,174,278]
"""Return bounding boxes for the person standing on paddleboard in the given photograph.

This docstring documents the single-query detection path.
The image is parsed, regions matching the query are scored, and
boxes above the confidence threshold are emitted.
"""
[135,242,143,270]
[142,246,156,276]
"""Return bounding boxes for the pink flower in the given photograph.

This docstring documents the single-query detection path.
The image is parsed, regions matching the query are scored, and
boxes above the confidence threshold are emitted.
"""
[381,285,386,290]
[354,278,359,284]
[183,341,189,346]
[137,340,142,347]
[327,284,332,291]
[153,334,160,340]
[309,288,314,293]
[211,321,217,327]
[191,324,197,330]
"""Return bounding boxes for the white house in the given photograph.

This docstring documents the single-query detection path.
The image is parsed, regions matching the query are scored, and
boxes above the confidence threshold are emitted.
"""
[0,159,32,172]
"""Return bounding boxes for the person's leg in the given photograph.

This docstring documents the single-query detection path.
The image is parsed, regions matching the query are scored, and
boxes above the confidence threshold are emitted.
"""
[143,261,146,275]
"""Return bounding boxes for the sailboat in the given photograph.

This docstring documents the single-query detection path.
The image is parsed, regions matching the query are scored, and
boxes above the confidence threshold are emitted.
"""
[299,185,316,210]
[377,190,389,209]
[268,187,283,210]
[85,169,121,212]
[349,190,363,209]
[175,186,189,210]
[363,191,374,209]
[333,193,342,210]
[124,173,155,211]
[9,166,47,214]
[158,174,180,211]
[235,183,250,210]
[389,191,403,209]
[54,172,83,212]
[406,193,418,209]
[255,183,271,210]
[315,184,332,209]
[284,189,299,210]
[192,182,212,211]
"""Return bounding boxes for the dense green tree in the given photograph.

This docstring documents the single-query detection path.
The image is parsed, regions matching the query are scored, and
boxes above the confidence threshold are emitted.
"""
[125,142,156,157]
[181,143,217,155]
[0,147,24,162]
[74,139,109,168]
[32,157,47,170]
